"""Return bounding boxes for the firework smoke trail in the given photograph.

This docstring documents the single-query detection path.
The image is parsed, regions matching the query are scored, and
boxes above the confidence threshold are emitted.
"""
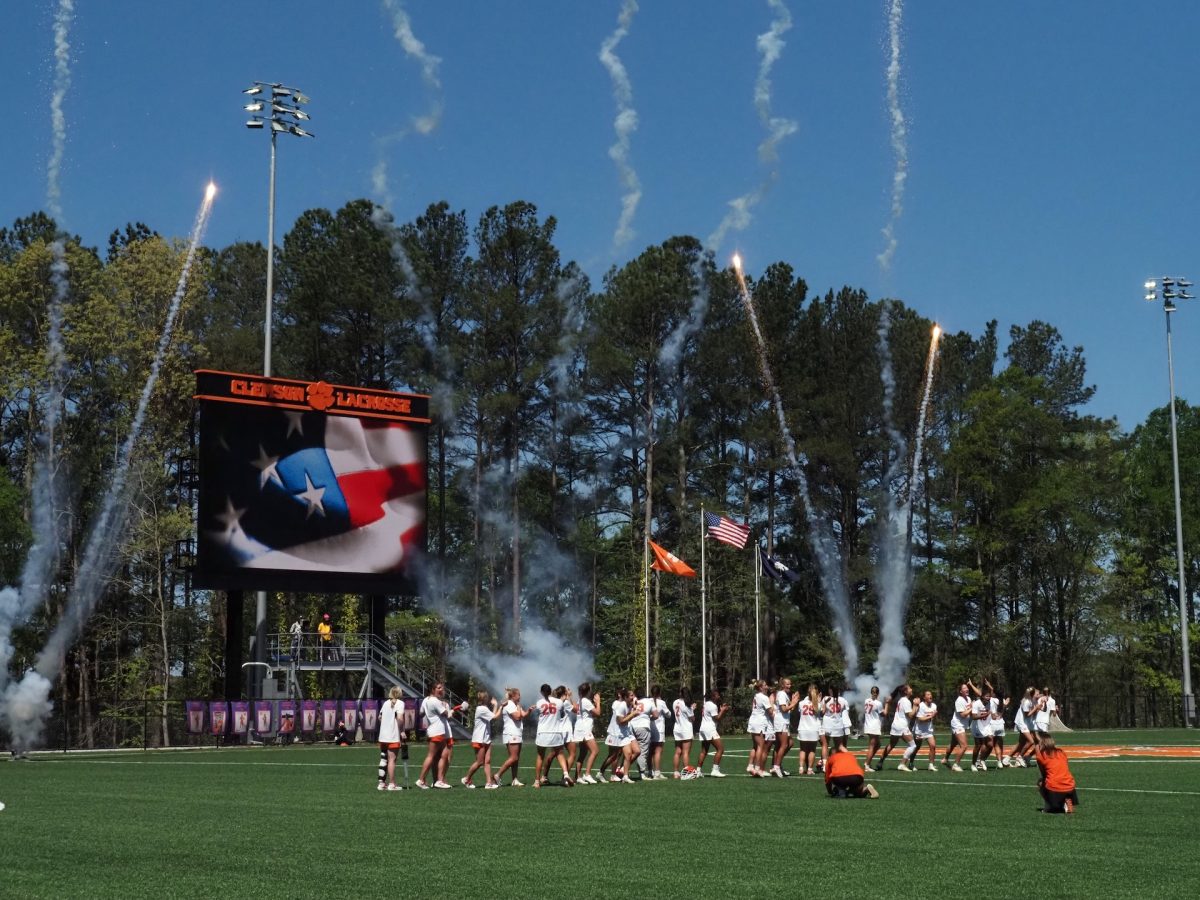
[732,256,858,680]
[877,0,907,271]
[1,186,217,751]
[373,0,444,206]
[707,0,799,252]
[658,259,709,374]
[2,1,80,697]
[909,324,941,504]
[599,0,642,250]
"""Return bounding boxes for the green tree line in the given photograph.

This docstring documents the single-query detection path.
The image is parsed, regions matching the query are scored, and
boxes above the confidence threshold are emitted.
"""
[0,198,1196,746]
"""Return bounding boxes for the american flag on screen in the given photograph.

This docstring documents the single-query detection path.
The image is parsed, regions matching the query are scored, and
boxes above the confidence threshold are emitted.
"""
[204,408,425,574]
[704,511,750,549]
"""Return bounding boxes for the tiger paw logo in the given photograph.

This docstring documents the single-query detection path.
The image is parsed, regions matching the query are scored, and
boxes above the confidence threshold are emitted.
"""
[307,381,334,411]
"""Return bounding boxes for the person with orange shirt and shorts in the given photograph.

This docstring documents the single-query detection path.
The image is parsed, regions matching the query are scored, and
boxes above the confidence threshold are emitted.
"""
[824,744,880,799]
[1034,735,1080,814]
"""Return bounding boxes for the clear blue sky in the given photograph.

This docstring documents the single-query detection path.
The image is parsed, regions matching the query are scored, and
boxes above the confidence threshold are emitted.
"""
[3,1,1198,430]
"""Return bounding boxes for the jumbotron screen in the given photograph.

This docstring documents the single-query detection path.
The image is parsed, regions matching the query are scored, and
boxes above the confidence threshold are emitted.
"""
[193,370,429,593]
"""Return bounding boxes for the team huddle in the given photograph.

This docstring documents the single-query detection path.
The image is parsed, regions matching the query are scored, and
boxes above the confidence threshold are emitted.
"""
[372,676,1078,812]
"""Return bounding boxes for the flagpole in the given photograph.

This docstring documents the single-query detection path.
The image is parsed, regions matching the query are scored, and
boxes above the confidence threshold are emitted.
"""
[700,504,707,697]
[754,540,761,681]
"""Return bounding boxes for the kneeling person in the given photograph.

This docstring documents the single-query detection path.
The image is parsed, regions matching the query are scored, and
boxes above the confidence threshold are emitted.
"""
[824,745,879,799]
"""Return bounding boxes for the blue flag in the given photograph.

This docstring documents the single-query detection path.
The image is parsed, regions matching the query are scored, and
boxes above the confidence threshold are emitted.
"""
[759,546,801,584]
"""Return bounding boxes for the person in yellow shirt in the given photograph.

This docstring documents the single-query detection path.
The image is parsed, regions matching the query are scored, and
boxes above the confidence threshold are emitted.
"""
[317,613,333,661]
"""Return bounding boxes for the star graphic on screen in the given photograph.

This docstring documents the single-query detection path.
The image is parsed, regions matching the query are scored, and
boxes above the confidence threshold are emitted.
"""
[296,472,326,519]
[251,444,283,489]
[214,497,247,543]
[283,410,305,438]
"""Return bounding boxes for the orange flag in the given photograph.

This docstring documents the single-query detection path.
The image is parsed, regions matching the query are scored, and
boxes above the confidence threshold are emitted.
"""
[648,540,697,578]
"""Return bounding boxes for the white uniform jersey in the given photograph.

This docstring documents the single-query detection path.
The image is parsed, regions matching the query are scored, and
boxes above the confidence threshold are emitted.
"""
[773,690,791,732]
[950,695,971,733]
[989,696,1004,736]
[649,698,669,743]
[472,705,495,744]
[1015,697,1032,732]
[890,696,913,737]
[573,697,595,743]
[823,696,848,737]
[861,697,885,736]
[501,699,524,744]
[796,697,822,741]
[971,698,991,737]
[607,699,633,746]
[630,698,652,733]
[535,696,567,747]
[699,700,720,740]
[378,699,403,744]
[1039,696,1056,732]
[748,692,773,735]
[672,698,694,741]
[914,701,937,738]
[421,696,449,738]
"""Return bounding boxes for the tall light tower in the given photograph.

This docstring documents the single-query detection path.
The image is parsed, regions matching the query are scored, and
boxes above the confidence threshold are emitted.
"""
[1144,276,1194,726]
[243,83,312,702]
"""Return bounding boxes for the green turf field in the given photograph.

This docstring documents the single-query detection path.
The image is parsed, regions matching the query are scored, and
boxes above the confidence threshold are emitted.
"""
[3,731,1199,899]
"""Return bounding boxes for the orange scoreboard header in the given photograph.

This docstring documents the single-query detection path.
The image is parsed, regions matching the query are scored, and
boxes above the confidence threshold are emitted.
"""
[193,370,431,424]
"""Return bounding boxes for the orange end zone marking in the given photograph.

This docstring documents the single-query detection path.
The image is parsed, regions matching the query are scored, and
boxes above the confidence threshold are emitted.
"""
[1060,745,1200,759]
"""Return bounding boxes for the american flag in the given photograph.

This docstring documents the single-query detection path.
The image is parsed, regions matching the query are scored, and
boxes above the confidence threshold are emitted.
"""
[704,511,750,549]
[201,405,425,575]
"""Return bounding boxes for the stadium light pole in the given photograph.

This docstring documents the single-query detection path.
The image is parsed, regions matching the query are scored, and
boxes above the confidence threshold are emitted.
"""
[1144,277,1195,727]
[243,83,312,703]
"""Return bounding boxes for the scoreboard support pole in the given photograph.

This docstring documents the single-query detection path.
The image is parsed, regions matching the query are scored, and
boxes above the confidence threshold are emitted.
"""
[225,590,244,701]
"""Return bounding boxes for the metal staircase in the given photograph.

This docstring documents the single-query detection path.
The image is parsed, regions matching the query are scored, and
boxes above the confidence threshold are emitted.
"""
[265,632,469,738]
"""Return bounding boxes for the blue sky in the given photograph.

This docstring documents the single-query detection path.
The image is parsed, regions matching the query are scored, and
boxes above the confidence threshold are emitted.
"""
[3,1,1198,430]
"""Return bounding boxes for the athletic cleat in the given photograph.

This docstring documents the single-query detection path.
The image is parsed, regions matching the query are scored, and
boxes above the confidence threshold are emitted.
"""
[433,781,451,789]
[927,764,939,772]
[950,763,963,772]
[510,779,524,787]
[770,766,783,778]
[416,780,430,790]
[461,778,475,789]
[563,776,575,787]
[386,784,401,791]
[1001,756,1011,768]
[865,784,880,799]
[484,782,499,790]
[621,775,635,784]
[896,763,912,772]
[377,783,386,791]
[709,768,726,778]
[652,772,667,780]
[1064,798,1074,814]
[863,765,875,773]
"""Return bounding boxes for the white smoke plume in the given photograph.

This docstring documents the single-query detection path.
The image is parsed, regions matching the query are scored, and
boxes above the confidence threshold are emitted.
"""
[374,0,444,207]
[46,0,74,224]
[658,259,709,375]
[877,0,907,271]
[599,0,642,250]
[733,261,858,681]
[547,269,589,402]
[1,188,217,750]
[0,671,54,753]
[707,0,798,252]
[451,622,597,712]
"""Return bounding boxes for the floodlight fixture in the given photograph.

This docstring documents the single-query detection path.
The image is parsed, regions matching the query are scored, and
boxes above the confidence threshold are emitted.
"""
[245,118,265,129]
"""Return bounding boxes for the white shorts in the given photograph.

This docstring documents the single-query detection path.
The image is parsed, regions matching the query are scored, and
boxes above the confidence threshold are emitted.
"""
[972,724,992,740]
[773,715,789,733]
[824,724,846,739]
[990,721,1005,737]
[889,724,911,738]
[864,724,881,737]
[502,730,523,745]
[536,734,564,749]
[673,723,694,742]
[573,721,594,743]
[649,726,665,744]
[951,721,967,735]
[748,721,772,736]
[606,732,634,748]
[1017,722,1032,736]
[698,725,719,741]
[914,727,934,741]
[797,730,820,743]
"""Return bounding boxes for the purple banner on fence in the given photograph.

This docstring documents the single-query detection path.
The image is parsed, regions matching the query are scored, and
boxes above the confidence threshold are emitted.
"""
[231,700,250,735]
[301,700,317,733]
[321,700,338,733]
[341,700,359,732]
[254,700,274,734]
[360,699,380,735]
[279,700,296,735]
[186,701,206,735]
[209,701,228,736]
[403,698,418,733]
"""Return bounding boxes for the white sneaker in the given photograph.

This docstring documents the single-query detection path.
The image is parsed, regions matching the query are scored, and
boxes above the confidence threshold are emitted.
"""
[746,765,755,774]
[461,778,476,789]
[563,776,574,787]
[582,774,596,784]
[433,781,451,789]
[863,765,875,772]
[709,767,726,778]
[416,780,430,790]
[484,782,499,790]
[652,772,667,780]
[510,779,524,787]
[950,763,963,772]
[377,783,386,791]
[1001,756,1011,768]
[927,764,939,772]
[865,784,880,799]
[621,775,635,784]
[897,763,912,772]
[386,784,401,791]
[770,766,783,778]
